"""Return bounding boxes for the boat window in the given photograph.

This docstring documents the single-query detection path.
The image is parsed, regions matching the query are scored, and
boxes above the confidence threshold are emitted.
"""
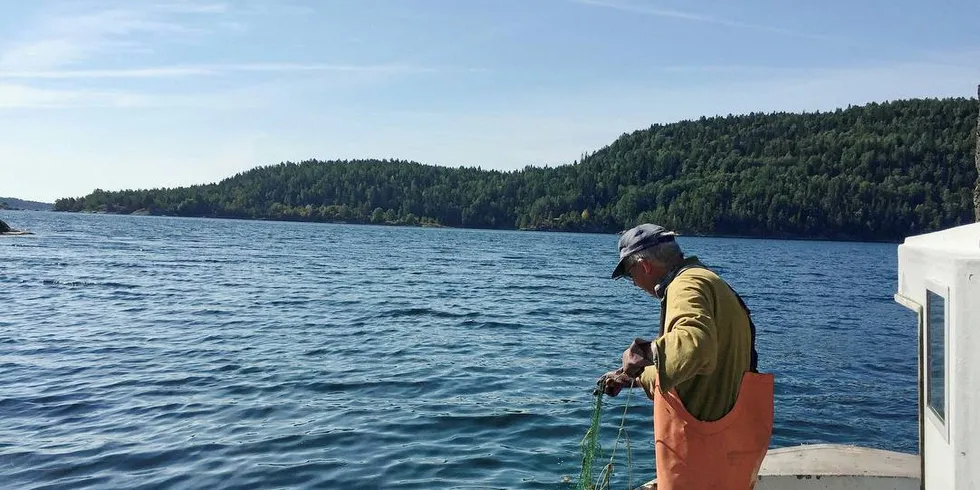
[926,289,946,423]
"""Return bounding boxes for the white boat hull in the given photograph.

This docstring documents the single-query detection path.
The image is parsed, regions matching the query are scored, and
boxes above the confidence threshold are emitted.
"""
[637,444,919,489]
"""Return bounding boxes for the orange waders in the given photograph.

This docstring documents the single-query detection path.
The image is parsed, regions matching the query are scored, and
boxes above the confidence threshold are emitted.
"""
[652,371,774,489]
[652,269,774,489]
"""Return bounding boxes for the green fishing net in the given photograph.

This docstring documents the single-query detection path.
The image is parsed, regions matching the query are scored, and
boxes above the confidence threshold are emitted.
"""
[572,381,638,490]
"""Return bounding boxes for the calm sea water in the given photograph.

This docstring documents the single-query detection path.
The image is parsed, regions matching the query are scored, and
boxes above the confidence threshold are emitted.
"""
[1,211,917,489]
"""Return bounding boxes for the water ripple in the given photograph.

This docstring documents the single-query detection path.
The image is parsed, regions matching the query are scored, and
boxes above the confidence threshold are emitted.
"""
[0,211,917,489]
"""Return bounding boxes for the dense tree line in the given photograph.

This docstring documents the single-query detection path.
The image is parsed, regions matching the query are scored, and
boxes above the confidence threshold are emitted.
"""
[974,86,980,220]
[55,97,979,242]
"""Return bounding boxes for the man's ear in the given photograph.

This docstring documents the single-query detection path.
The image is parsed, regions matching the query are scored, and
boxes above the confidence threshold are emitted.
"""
[640,260,655,275]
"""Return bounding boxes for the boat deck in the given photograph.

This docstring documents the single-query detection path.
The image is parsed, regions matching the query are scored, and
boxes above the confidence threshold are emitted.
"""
[636,444,919,489]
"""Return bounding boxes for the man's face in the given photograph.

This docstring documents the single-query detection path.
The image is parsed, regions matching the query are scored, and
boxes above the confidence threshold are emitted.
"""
[626,259,667,296]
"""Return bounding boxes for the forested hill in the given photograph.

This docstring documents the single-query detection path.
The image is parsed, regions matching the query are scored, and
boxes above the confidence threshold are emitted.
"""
[1,198,53,211]
[54,97,979,242]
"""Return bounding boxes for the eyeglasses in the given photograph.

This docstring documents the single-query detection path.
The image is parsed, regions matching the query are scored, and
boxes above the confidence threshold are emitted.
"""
[624,260,642,280]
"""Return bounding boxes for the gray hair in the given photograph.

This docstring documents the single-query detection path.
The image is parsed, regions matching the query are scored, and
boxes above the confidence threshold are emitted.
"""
[628,240,684,269]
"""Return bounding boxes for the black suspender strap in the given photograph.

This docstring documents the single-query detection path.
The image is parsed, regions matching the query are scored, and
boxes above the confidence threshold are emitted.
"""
[728,286,759,373]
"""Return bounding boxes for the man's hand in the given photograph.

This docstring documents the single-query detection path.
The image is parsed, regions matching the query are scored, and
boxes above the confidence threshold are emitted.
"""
[597,369,634,397]
[621,337,655,378]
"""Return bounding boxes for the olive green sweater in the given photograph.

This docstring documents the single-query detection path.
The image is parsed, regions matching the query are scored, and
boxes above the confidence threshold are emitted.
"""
[637,257,755,422]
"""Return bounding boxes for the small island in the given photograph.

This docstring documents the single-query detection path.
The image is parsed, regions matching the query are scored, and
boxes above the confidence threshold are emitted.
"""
[0,218,33,235]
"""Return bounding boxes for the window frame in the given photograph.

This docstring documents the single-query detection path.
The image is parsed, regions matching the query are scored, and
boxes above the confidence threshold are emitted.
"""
[923,280,950,442]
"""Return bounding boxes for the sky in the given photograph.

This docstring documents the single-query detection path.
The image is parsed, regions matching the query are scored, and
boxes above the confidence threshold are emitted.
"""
[2,0,980,203]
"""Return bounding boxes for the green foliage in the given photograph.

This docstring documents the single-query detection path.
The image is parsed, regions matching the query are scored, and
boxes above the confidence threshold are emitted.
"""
[54,97,979,241]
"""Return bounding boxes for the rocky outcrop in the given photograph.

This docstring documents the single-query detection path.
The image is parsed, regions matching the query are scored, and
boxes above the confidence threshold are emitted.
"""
[0,218,32,235]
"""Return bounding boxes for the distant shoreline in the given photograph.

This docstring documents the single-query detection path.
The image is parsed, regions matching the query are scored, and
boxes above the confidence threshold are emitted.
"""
[0,197,54,212]
[32,208,905,245]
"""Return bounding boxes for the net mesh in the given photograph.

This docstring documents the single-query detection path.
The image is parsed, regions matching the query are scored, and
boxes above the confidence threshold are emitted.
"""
[573,380,638,490]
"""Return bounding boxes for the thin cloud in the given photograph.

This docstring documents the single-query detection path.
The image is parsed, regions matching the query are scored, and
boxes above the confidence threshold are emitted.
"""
[656,65,783,73]
[0,83,128,109]
[229,63,441,74]
[152,2,230,14]
[0,66,216,79]
[0,81,263,109]
[572,0,842,42]
[0,39,92,72]
[0,63,468,80]
[0,7,220,71]
[231,0,316,16]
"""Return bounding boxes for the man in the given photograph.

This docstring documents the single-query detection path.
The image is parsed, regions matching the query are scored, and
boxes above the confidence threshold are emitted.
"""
[599,223,774,490]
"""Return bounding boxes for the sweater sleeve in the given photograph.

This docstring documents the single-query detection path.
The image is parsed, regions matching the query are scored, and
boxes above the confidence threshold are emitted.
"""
[638,273,719,394]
